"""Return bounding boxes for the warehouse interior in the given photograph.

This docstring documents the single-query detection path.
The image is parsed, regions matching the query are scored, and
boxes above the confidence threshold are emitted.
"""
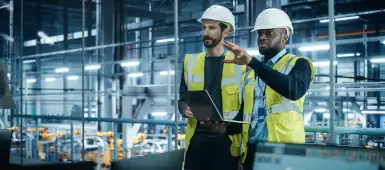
[0,0,385,169]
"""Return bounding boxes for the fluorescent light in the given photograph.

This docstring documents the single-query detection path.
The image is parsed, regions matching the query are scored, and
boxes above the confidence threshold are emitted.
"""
[323,113,330,119]
[151,112,167,116]
[343,108,351,112]
[320,16,360,23]
[7,73,10,78]
[312,61,337,67]
[91,29,97,36]
[382,40,385,44]
[362,110,385,114]
[0,33,14,42]
[24,29,98,47]
[55,67,69,73]
[298,44,330,52]
[44,77,55,82]
[337,53,360,57]
[67,75,79,80]
[314,108,327,112]
[318,102,327,106]
[159,70,175,76]
[27,79,36,83]
[121,61,140,67]
[128,72,143,78]
[73,31,88,39]
[24,40,37,47]
[85,64,101,70]
[246,50,261,56]
[370,58,385,63]
[37,31,54,45]
[23,59,36,64]
[367,106,377,110]
[156,38,175,43]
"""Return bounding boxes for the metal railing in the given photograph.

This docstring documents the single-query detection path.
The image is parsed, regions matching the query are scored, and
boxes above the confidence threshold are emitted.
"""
[11,114,385,161]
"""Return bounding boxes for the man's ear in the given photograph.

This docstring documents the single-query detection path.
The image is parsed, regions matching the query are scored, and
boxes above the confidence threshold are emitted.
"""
[222,28,230,38]
[281,35,288,43]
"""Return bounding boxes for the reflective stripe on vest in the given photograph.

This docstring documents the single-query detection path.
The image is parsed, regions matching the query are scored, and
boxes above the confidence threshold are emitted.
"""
[221,64,243,120]
[186,54,201,90]
[222,64,244,104]
[243,114,251,122]
[241,69,254,121]
[268,56,302,115]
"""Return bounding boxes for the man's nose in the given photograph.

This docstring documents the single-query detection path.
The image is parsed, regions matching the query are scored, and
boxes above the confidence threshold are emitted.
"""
[203,29,209,36]
[258,33,267,40]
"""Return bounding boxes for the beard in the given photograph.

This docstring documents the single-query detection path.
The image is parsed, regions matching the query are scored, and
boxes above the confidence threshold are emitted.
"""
[203,35,222,48]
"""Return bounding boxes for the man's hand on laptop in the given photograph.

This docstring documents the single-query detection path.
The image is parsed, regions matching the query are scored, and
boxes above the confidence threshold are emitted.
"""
[185,107,194,118]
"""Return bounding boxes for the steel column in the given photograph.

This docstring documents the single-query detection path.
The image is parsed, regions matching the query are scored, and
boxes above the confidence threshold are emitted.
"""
[168,125,172,151]
[328,0,337,145]
[174,0,179,151]
[81,0,86,161]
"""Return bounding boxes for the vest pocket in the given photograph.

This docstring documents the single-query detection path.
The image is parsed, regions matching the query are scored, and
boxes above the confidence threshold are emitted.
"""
[267,112,305,144]
[222,85,240,114]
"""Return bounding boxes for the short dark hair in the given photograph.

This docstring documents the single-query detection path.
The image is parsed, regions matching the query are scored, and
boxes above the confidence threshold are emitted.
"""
[219,23,228,32]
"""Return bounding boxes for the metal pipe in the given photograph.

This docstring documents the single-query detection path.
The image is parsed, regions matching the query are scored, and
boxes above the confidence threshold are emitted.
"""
[167,125,172,151]
[12,114,385,136]
[291,9,385,24]
[70,122,74,161]
[245,0,250,47]
[9,0,14,127]
[81,0,86,161]
[312,82,385,87]
[310,88,385,92]
[19,33,385,60]
[96,0,101,131]
[286,35,385,49]
[328,0,336,145]
[14,114,188,126]
[305,126,385,136]
[174,0,179,151]
[0,4,10,10]
[19,0,24,163]
[113,123,118,161]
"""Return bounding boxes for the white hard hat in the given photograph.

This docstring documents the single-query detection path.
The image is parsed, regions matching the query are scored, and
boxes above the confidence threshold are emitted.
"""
[251,8,293,36]
[197,5,235,32]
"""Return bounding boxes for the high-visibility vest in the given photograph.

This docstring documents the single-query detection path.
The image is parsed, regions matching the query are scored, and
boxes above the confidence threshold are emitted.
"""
[183,52,255,162]
[265,53,315,144]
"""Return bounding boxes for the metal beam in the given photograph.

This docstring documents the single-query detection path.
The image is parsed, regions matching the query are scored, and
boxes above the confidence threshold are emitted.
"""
[126,6,168,20]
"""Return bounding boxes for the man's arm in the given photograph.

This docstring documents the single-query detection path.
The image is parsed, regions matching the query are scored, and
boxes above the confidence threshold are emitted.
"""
[178,65,188,118]
[248,57,312,100]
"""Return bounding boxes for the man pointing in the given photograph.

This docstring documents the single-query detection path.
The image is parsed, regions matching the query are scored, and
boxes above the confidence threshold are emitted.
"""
[223,8,315,169]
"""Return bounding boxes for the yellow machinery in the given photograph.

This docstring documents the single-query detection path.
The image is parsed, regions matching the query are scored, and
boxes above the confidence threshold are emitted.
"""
[26,127,81,161]
[132,133,146,145]
[97,131,124,169]
[8,126,19,131]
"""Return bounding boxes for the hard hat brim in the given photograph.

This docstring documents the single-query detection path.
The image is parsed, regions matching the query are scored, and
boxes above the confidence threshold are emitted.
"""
[197,18,234,32]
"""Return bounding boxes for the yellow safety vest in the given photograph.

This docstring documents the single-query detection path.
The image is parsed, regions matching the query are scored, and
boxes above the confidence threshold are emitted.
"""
[265,54,315,144]
[183,52,255,162]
